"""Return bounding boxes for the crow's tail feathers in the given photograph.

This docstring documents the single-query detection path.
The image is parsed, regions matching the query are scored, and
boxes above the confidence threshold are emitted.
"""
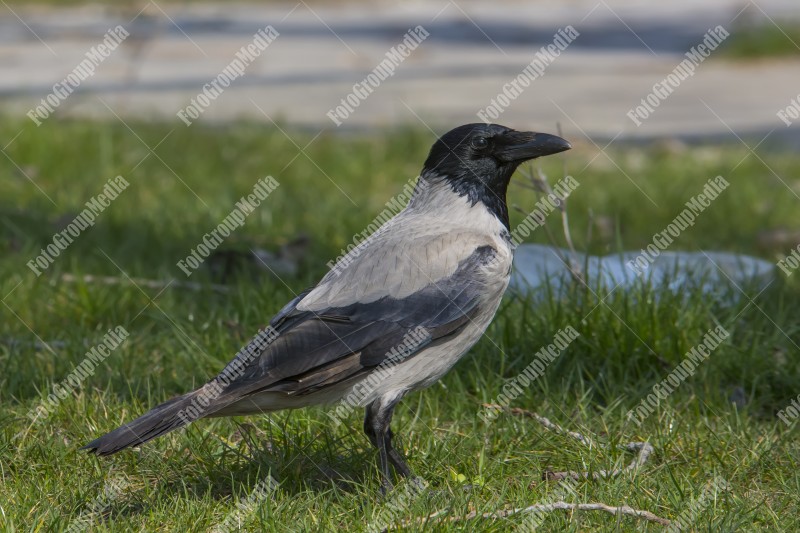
[82,388,210,456]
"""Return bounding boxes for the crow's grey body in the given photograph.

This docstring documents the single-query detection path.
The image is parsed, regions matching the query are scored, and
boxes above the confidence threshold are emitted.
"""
[83,123,570,491]
[215,175,514,416]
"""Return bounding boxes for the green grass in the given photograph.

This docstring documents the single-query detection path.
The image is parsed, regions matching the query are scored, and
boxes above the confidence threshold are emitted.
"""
[720,21,800,58]
[1,118,799,531]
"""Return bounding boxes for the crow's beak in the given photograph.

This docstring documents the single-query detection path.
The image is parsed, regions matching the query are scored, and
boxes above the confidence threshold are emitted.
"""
[495,131,571,163]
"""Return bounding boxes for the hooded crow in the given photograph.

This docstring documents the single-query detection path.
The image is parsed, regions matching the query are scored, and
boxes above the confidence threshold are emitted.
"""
[83,123,571,491]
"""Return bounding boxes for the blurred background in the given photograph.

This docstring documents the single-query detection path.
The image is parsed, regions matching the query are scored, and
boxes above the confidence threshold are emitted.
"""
[3,0,800,266]
[2,0,799,139]
[3,1,800,530]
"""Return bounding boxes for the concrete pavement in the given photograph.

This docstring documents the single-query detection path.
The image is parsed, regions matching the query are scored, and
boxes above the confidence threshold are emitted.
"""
[1,0,799,143]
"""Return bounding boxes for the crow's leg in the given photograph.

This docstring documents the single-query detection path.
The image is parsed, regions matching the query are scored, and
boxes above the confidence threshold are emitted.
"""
[364,395,413,493]
[385,426,413,478]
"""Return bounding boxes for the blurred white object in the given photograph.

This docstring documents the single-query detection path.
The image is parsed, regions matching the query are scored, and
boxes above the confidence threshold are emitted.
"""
[510,244,775,301]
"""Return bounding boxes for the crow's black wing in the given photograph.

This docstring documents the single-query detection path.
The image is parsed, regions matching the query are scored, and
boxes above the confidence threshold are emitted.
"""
[213,244,497,400]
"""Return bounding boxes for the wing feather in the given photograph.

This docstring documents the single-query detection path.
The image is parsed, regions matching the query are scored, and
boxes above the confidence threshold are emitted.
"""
[209,243,498,404]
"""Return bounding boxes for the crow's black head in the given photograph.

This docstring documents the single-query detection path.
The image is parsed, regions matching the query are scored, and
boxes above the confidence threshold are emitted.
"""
[420,123,570,228]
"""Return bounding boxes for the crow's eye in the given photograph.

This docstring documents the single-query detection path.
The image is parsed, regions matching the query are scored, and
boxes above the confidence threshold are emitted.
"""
[470,137,489,150]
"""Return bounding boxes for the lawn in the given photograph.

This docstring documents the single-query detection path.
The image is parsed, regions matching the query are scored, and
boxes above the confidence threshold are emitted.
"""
[719,20,800,59]
[1,118,799,531]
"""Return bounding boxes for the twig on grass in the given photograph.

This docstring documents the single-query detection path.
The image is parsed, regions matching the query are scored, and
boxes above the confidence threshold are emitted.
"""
[483,403,654,481]
[495,404,596,448]
[398,500,670,529]
[513,163,586,285]
[544,441,655,482]
[397,404,668,528]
